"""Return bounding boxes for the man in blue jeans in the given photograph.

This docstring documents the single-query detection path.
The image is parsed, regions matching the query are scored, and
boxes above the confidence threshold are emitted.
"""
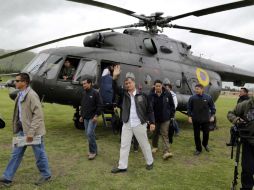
[0,73,51,187]
[80,78,102,160]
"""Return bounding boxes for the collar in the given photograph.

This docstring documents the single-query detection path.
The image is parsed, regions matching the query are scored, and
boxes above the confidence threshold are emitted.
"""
[128,89,137,96]
[18,87,30,101]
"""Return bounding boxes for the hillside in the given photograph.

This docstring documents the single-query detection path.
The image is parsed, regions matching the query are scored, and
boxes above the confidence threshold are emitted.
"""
[0,49,36,73]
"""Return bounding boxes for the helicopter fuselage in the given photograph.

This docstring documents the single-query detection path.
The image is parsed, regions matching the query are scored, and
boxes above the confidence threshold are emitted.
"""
[15,29,254,111]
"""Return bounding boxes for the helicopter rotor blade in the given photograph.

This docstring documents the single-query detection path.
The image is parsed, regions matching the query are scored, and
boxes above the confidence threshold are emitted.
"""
[0,24,142,60]
[67,0,148,21]
[167,0,254,22]
[170,24,254,46]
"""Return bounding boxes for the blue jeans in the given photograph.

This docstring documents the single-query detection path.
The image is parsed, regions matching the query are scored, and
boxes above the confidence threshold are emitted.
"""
[172,119,180,134]
[3,132,51,181]
[84,119,97,154]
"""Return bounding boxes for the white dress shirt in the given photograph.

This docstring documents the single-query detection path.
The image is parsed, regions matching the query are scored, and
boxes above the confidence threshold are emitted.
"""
[126,89,141,128]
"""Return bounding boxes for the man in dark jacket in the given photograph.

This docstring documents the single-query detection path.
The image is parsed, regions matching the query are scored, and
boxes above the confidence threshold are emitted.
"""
[237,87,249,104]
[79,78,102,160]
[187,84,216,155]
[149,80,175,159]
[227,97,254,190]
[111,66,155,173]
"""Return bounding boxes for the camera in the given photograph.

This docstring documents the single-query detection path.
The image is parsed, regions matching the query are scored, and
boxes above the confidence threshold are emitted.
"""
[226,121,246,147]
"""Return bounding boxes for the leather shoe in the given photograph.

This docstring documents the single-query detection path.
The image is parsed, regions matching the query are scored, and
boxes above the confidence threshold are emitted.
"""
[194,150,201,156]
[146,163,153,170]
[204,146,210,152]
[88,153,97,160]
[111,168,127,174]
[0,177,12,187]
[34,176,51,186]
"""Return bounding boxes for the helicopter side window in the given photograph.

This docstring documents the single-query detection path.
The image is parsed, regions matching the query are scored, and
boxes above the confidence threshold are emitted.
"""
[38,55,63,79]
[143,38,157,54]
[23,53,50,74]
[59,58,79,81]
[74,59,97,83]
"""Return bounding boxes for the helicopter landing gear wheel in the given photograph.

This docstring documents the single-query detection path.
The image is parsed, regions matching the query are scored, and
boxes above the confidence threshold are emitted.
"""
[73,106,84,130]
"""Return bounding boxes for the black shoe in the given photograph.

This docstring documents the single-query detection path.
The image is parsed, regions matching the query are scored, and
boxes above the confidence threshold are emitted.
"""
[146,163,153,170]
[226,142,236,146]
[111,168,127,174]
[204,146,210,152]
[0,177,12,187]
[194,150,201,156]
[34,176,51,186]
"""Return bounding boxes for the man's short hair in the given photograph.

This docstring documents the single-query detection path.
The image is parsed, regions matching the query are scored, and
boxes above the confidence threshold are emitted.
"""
[241,87,248,94]
[154,79,162,85]
[167,83,173,90]
[125,72,135,81]
[82,78,92,84]
[124,77,135,82]
[16,73,30,85]
[195,83,204,89]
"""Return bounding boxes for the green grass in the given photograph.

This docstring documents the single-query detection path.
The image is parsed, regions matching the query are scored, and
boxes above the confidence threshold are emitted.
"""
[0,90,240,190]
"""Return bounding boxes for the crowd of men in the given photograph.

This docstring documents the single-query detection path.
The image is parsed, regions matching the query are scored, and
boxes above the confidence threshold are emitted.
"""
[0,66,253,190]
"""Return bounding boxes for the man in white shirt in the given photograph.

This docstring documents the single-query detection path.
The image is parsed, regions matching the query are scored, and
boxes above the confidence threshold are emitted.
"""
[111,66,155,173]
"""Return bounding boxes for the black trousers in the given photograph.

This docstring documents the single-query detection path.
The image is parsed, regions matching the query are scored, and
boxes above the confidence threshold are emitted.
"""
[193,122,210,152]
[241,141,254,190]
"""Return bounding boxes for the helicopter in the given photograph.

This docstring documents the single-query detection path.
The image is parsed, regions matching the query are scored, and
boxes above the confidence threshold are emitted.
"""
[0,0,254,129]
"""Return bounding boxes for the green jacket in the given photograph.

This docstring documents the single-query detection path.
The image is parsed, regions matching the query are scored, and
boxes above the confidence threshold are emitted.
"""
[13,87,46,136]
[227,97,254,124]
[60,67,75,80]
[227,97,254,144]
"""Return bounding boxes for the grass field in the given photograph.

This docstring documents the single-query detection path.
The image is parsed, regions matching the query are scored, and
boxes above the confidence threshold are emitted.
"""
[0,89,240,190]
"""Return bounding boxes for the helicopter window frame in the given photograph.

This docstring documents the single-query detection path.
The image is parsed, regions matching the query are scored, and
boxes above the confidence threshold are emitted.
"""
[23,53,50,74]
[58,57,80,81]
[73,58,98,84]
[38,55,63,79]
[143,38,157,54]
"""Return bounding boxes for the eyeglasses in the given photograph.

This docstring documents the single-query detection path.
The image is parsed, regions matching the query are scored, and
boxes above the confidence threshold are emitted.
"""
[15,80,23,83]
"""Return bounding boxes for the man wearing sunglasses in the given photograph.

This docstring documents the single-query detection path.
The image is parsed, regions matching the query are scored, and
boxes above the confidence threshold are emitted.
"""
[0,73,51,187]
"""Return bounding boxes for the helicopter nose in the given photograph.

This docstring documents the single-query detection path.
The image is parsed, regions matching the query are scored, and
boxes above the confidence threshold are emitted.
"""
[6,79,15,88]
[9,89,19,100]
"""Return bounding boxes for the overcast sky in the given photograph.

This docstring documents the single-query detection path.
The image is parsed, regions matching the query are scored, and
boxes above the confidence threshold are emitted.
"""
[1,0,254,74]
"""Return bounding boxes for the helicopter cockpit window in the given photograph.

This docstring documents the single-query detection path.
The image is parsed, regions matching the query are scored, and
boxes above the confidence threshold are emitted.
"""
[23,53,50,74]
[38,55,63,79]
[74,59,97,83]
[143,38,157,54]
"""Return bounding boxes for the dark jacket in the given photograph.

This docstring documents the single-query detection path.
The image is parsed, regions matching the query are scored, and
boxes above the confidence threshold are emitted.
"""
[100,74,113,104]
[187,93,216,123]
[81,88,102,119]
[114,80,155,125]
[237,95,249,104]
[227,97,254,145]
[122,91,155,124]
[149,87,175,123]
